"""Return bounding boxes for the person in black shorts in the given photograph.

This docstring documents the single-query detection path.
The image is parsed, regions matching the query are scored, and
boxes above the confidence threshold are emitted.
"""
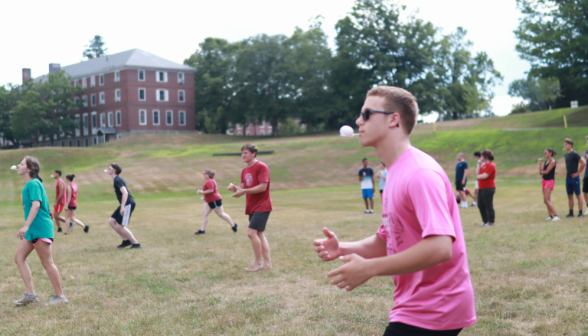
[564,138,586,218]
[106,163,141,249]
[455,153,469,209]
[195,169,237,235]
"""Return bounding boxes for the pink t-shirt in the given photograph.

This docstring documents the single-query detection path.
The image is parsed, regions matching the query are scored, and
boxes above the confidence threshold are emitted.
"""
[377,147,476,330]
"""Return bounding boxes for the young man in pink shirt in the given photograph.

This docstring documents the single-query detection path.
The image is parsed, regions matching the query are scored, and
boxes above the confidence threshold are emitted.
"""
[314,86,476,335]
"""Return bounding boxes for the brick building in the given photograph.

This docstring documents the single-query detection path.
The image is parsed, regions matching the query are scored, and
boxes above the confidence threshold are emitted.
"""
[32,49,196,147]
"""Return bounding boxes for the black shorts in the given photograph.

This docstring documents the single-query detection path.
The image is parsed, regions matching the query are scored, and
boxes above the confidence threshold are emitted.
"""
[67,206,77,210]
[380,189,383,194]
[248,211,270,232]
[383,323,462,336]
[208,199,222,209]
[111,202,136,226]
[583,177,588,193]
[455,180,467,191]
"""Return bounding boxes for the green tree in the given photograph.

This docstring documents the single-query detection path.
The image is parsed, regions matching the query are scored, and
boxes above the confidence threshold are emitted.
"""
[12,72,84,144]
[508,75,561,111]
[515,0,588,107]
[0,84,22,146]
[83,35,108,59]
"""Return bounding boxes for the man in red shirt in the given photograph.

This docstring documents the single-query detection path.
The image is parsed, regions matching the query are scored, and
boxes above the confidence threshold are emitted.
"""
[52,170,67,232]
[229,143,273,272]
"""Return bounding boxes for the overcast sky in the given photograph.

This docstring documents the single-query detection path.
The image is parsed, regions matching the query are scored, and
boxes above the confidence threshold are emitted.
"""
[1,0,527,116]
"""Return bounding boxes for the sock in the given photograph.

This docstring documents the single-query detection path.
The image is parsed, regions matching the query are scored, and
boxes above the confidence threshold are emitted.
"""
[550,215,553,219]
[580,210,583,216]
[25,293,36,297]
[569,209,574,215]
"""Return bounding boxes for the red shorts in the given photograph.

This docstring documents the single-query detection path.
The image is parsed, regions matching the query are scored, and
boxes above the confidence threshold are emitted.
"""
[542,179,555,190]
[54,204,65,214]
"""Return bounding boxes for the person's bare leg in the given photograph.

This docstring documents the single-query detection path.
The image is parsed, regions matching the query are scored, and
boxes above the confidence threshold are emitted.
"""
[53,213,62,229]
[34,241,64,297]
[56,213,66,223]
[368,197,374,210]
[213,207,235,227]
[458,191,466,202]
[71,210,85,228]
[363,198,369,210]
[108,218,137,244]
[584,192,588,209]
[64,209,72,234]
[474,189,479,203]
[544,189,557,216]
[14,239,35,295]
[258,231,272,269]
[577,194,584,212]
[568,194,575,212]
[246,228,263,271]
[201,203,211,231]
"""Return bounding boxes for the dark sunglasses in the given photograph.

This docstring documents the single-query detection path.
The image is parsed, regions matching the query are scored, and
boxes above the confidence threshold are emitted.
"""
[359,109,400,126]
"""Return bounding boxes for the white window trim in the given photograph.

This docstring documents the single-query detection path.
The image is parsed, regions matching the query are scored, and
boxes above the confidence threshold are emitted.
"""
[90,76,96,87]
[99,74,104,86]
[178,90,185,103]
[153,110,160,125]
[91,94,96,106]
[116,110,122,126]
[100,113,106,128]
[108,112,113,127]
[91,112,97,134]
[75,114,81,137]
[83,113,89,136]
[114,71,120,83]
[138,88,146,101]
[115,89,121,102]
[99,92,105,105]
[178,72,184,83]
[82,95,87,107]
[166,110,173,125]
[138,69,145,82]
[139,110,147,126]
[156,71,168,83]
[82,77,87,88]
[156,89,169,102]
[179,110,186,126]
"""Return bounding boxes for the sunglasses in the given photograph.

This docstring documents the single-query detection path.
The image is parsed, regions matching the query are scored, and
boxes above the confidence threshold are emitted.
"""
[360,110,399,127]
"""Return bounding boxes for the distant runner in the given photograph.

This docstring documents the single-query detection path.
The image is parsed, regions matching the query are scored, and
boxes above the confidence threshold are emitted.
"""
[52,170,67,232]
[195,169,237,235]
[106,163,142,249]
[64,174,89,234]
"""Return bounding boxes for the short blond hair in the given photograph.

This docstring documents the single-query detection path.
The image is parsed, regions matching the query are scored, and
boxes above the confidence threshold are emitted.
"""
[204,169,215,179]
[366,86,419,135]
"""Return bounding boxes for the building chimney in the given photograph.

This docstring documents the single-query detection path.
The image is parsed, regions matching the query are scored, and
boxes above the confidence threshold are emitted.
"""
[22,68,31,83]
[49,63,61,74]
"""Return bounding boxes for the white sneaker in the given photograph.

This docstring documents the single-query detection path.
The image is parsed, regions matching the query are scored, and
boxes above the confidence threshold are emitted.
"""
[481,223,487,226]
[545,216,553,221]
[365,210,370,214]
[46,295,68,306]
[370,209,374,213]
[585,209,588,216]
[552,216,561,221]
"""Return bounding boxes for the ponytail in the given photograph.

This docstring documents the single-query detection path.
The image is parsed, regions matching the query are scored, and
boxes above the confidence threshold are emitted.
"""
[481,149,494,162]
[24,156,42,182]
[545,147,556,157]
[66,174,75,182]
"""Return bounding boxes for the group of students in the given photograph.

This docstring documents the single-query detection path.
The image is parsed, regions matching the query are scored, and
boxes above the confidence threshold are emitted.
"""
[50,170,88,235]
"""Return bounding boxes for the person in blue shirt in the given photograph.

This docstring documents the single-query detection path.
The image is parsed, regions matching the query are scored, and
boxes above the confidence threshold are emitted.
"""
[455,153,469,209]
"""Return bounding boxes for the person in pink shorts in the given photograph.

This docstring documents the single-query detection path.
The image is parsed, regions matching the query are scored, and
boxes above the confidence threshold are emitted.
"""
[313,86,476,336]
[538,148,559,221]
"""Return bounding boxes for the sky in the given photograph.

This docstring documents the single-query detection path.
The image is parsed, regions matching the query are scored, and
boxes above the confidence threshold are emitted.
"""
[1,0,528,117]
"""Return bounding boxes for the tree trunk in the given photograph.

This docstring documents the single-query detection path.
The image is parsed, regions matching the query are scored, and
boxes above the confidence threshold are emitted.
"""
[307,117,313,133]
[272,118,279,137]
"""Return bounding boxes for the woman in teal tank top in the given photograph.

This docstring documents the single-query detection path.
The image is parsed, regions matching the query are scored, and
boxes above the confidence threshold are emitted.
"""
[13,156,68,306]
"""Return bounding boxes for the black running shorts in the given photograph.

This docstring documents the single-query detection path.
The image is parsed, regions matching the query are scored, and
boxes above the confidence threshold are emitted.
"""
[111,203,136,226]
[383,322,462,336]
[583,177,588,194]
[248,211,270,232]
[208,199,222,210]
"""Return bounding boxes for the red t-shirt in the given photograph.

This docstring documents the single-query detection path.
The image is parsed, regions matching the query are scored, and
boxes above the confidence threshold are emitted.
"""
[203,179,222,203]
[56,178,67,205]
[241,161,272,215]
[478,162,496,190]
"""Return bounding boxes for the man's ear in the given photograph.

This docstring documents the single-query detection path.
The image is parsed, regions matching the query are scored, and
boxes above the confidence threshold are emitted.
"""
[388,112,401,129]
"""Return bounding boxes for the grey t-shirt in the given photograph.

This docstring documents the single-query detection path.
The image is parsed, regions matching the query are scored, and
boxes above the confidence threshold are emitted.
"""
[564,150,581,176]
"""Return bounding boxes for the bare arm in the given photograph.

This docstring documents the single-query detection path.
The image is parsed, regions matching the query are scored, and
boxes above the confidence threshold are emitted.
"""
[339,235,388,259]
[462,168,468,183]
[231,182,268,198]
[540,161,556,175]
[579,158,586,176]
[56,182,64,203]
[17,201,40,239]
[198,189,214,195]
[477,173,489,180]
[66,185,72,206]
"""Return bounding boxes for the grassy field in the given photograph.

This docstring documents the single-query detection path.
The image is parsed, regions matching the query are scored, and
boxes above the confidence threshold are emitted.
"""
[1,107,588,335]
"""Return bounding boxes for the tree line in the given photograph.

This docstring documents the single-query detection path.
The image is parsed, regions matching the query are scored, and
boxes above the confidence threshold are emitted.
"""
[185,0,503,136]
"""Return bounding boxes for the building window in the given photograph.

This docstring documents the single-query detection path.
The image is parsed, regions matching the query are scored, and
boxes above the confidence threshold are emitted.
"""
[153,110,160,125]
[139,110,147,125]
[138,69,145,81]
[100,113,106,127]
[83,114,89,136]
[69,140,72,147]
[91,94,96,106]
[117,134,122,139]
[179,111,186,126]
[178,72,184,83]
[108,112,113,127]
[90,76,96,87]
[99,74,104,86]
[156,89,169,102]
[75,115,80,137]
[178,90,185,103]
[114,71,120,82]
[166,110,173,125]
[99,92,105,104]
[94,137,98,145]
[77,139,80,147]
[82,96,87,107]
[156,71,167,83]
[116,111,121,126]
[82,78,87,88]
[138,88,146,101]
[61,141,65,147]
[115,89,121,102]
[72,80,77,87]
[91,112,97,134]
[260,130,265,135]
[85,138,88,147]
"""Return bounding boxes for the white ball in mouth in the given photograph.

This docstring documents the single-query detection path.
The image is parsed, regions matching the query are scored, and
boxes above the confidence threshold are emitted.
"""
[50,175,54,178]
[340,125,354,138]
[10,165,17,170]
[104,169,108,173]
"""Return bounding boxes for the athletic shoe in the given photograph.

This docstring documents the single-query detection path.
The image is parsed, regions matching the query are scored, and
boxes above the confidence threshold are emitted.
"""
[14,293,38,306]
[545,217,553,221]
[46,295,68,306]
[195,230,205,235]
[84,225,89,233]
[232,223,238,233]
[117,240,132,248]
[552,216,561,221]
[470,202,476,207]
[585,209,588,216]
[481,223,487,226]
[566,214,575,218]
[482,223,494,227]
[70,222,74,230]
[57,228,62,233]
[364,210,370,214]
[579,214,585,219]
[369,209,374,213]
[130,244,142,249]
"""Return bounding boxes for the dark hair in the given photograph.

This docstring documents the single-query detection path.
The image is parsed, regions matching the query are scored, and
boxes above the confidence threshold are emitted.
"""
[481,149,495,161]
[366,86,419,135]
[564,138,574,146]
[66,174,75,181]
[362,158,368,162]
[54,170,62,176]
[110,163,122,175]
[204,169,215,179]
[381,161,385,167]
[545,148,556,157]
[241,143,258,157]
[473,151,481,158]
[24,156,42,182]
